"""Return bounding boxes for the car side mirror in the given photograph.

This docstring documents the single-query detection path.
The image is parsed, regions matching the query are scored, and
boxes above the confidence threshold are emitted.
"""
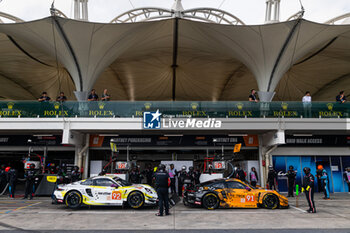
[111,184,118,188]
[245,186,251,191]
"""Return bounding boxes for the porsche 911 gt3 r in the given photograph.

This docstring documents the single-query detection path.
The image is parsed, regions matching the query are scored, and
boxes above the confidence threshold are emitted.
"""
[184,178,289,210]
[53,175,158,209]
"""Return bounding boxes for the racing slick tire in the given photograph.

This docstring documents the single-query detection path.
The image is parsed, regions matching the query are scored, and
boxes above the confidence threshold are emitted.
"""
[65,191,82,209]
[202,193,220,210]
[262,193,279,209]
[127,191,145,209]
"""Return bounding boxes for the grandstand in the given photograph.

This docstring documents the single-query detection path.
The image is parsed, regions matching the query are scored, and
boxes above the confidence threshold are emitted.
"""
[0,0,349,193]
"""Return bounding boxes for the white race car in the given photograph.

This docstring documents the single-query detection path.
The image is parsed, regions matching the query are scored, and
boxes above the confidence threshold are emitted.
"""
[53,175,158,209]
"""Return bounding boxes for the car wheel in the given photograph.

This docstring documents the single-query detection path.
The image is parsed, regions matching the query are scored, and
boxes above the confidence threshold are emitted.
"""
[65,191,82,209]
[202,193,219,210]
[127,191,144,209]
[262,193,279,209]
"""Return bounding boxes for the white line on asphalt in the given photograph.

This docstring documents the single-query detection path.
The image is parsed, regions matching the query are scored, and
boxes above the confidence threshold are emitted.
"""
[290,205,307,213]
[36,210,299,215]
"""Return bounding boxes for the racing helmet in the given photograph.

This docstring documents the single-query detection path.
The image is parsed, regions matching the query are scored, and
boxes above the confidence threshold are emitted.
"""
[159,164,166,171]
[181,166,186,171]
[30,163,35,169]
[317,165,323,170]
[268,165,274,170]
[289,165,294,170]
[303,167,311,174]
[5,167,10,172]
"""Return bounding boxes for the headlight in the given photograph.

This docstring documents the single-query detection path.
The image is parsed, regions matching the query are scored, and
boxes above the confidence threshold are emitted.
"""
[145,188,153,194]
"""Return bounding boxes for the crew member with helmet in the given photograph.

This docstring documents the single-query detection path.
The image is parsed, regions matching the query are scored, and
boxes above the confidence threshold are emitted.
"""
[317,165,330,200]
[23,164,37,200]
[6,166,17,198]
[71,166,81,182]
[99,168,107,176]
[267,165,277,190]
[57,164,68,184]
[231,164,246,182]
[177,166,187,196]
[302,167,316,213]
[154,164,170,216]
[286,165,297,197]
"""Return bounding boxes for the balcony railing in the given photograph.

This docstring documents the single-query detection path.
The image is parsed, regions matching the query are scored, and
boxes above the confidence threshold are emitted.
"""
[0,101,348,118]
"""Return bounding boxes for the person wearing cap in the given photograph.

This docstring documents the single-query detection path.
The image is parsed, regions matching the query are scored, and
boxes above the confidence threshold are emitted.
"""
[23,164,37,200]
[154,164,170,216]
[286,165,297,197]
[6,166,17,198]
[267,165,277,191]
[317,165,330,200]
[302,167,316,213]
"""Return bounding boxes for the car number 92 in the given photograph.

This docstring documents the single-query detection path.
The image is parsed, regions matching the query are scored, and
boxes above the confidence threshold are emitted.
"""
[112,191,122,200]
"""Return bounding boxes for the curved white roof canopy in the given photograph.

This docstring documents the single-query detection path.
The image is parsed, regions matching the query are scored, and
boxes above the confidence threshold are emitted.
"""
[0,17,349,101]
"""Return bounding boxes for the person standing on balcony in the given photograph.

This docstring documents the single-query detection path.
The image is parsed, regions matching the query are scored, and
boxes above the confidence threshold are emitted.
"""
[38,92,51,102]
[302,91,312,118]
[88,89,99,101]
[56,92,67,102]
[249,89,259,102]
[101,89,111,101]
[336,91,346,103]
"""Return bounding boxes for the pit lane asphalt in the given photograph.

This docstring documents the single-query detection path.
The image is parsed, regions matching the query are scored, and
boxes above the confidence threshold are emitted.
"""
[0,193,348,232]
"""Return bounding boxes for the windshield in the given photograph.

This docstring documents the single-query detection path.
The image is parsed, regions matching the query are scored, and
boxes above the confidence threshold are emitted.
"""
[113,177,132,186]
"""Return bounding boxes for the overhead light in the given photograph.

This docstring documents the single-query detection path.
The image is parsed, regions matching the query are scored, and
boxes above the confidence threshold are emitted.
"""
[293,134,313,137]
[228,134,248,137]
[33,134,53,137]
[99,134,119,137]
[164,134,183,137]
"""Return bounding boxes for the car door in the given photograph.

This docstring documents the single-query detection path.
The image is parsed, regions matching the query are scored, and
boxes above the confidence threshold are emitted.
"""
[92,178,116,204]
[224,181,254,208]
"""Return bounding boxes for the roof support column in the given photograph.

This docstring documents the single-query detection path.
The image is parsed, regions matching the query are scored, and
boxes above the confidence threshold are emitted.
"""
[171,18,179,101]
[258,91,275,102]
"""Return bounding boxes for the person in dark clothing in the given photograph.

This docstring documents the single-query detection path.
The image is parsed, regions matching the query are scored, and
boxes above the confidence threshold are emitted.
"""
[38,92,51,102]
[24,164,37,199]
[98,168,107,176]
[88,89,99,101]
[129,167,142,184]
[194,166,201,185]
[154,164,170,216]
[57,164,68,184]
[336,91,346,103]
[302,167,316,213]
[316,169,323,193]
[249,89,259,102]
[249,167,259,187]
[0,165,7,193]
[6,167,17,198]
[56,92,67,102]
[143,164,154,186]
[286,165,297,197]
[344,167,350,193]
[267,166,277,190]
[177,166,187,196]
[71,166,81,182]
[168,164,177,194]
[232,165,246,182]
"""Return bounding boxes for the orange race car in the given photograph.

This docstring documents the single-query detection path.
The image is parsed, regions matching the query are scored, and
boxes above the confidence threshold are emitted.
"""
[183,178,289,210]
